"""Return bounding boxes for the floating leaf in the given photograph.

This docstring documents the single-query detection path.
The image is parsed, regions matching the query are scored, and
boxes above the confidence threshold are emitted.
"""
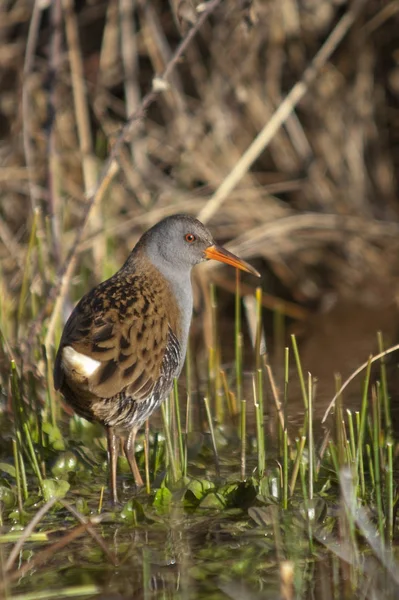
[42,478,70,501]
[186,478,214,500]
[0,485,15,508]
[51,451,78,478]
[120,498,145,523]
[199,492,226,509]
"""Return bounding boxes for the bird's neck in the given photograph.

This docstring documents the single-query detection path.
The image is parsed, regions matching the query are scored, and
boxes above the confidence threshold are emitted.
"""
[125,248,193,359]
[155,260,193,359]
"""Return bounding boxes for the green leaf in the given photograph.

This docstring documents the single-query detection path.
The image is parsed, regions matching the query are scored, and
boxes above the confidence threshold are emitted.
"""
[153,486,172,511]
[51,451,78,478]
[0,462,16,478]
[186,478,214,500]
[75,497,90,516]
[42,478,70,501]
[42,422,65,451]
[199,492,226,509]
[0,485,15,508]
[120,498,145,524]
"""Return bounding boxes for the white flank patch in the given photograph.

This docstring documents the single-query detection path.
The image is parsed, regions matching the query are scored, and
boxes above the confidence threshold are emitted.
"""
[62,346,101,377]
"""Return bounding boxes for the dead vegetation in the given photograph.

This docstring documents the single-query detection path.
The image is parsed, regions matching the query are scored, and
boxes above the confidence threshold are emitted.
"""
[1,0,399,350]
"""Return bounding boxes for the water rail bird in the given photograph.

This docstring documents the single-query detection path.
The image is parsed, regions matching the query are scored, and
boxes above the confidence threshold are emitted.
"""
[54,214,260,503]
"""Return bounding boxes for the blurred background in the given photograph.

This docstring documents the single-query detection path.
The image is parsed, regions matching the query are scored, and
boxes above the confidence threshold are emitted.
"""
[1,0,399,418]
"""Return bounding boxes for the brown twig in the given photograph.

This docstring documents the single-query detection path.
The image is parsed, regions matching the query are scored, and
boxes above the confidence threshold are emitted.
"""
[47,0,64,266]
[60,500,117,565]
[4,498,57,573]
[22,0,44,212]
[119,0,150,205]
[62,0,97,193]
[321,342,399,423]
[62,0,104,274]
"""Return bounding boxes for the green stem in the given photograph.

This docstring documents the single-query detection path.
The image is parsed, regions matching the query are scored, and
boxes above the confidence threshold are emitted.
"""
[235,270,242,403]
[377,331,392,439]
[161,402,178,483]
[173,378,184,475]
[291,335,308,411]
[283,429,288,509]
[240,399,246,480]
[203,396,220,477]
[386,441,393,545]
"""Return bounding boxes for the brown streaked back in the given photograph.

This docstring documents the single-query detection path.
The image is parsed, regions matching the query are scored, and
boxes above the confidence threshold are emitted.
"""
[54,257,182,403]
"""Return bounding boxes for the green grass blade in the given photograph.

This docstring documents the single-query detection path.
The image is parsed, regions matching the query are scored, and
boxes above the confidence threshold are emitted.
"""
[203,396,220,477]
[235,270,242,403]
[377,331,392,439]
[240,398,246,481]
[291,334,308,410]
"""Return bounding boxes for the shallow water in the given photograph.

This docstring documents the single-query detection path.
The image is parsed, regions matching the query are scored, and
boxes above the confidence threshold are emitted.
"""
[2,297,399,599]
[0,452,334,600]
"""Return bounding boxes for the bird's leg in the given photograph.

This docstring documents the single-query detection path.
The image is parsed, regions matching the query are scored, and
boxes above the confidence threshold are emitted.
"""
[124,427,144,487]
[106,426,119,504]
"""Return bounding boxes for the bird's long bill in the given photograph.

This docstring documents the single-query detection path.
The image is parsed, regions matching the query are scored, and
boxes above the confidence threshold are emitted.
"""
[204,245,260,277]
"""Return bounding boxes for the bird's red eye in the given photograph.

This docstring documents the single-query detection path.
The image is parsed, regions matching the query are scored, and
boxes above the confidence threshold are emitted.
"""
[185,233,196,243]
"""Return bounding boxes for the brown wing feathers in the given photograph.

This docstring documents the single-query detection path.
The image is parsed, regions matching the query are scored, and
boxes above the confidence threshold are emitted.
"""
[57,263,181,403]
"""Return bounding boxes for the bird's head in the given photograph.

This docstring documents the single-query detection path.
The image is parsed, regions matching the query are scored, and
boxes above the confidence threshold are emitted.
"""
[140,214,260,277]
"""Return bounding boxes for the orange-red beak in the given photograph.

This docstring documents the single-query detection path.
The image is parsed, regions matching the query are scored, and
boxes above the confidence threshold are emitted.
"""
[204,245,260,278]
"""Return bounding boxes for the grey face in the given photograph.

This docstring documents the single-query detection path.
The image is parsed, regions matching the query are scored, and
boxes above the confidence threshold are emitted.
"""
[144,215,215,272]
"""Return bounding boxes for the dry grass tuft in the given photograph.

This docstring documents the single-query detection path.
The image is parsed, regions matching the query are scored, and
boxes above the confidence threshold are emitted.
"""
[0,0,399,357]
